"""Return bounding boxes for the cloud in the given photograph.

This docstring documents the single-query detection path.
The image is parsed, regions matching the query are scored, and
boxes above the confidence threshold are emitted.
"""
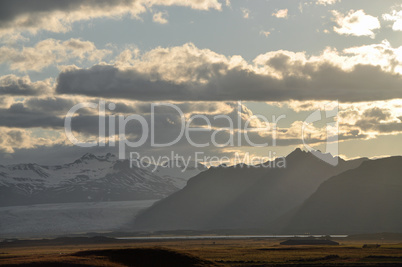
[241,8,250,19]
[0,126,68,154]
[0,74,53,96]
[355,113,402,134]
[24,97,81,115]
[316,0,340,6]
[0,128,38,153]
[0,32,29,45]
[260,30,271,37]
[56,43,402,103]
[383,8,402,31]
[272,9,288,19]
[339,40,402,73]
[0,96,13,108]
[362,107,392,121]
[0,95,363,154]
[332,10,380,38]
[0,38,111,72]
[0,95,399,163]
[0,99,263,158]
[0,103,64,129]
[153,11,168,24]
[0,96,240,131]
[337,101,402,135]
[281,100,402,138]
[0,0,222,37]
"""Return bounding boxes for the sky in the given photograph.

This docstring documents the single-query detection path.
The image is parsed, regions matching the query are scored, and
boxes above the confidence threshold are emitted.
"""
[0,0,401,165]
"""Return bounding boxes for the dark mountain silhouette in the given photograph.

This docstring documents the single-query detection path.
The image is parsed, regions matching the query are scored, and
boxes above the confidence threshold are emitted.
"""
[280,156,402,234]
[132,149,366,231]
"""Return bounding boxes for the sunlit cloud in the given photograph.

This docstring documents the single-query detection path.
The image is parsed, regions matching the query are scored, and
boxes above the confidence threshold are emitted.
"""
[0,38,111,72]
[316,0,341,6]
[332,9,380,38]
[153,11,168,24]
[241,8,250,19]
[383,8,402,31]
[0,74,53,96]
[260,30,271,37]
[0,0,222,37]
[272,9,288,19]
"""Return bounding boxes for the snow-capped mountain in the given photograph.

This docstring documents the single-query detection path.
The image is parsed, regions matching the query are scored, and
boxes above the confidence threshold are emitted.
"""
[0,153,206,207]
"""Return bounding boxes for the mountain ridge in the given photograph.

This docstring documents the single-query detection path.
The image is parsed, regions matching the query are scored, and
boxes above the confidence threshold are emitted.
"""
[0,153,205,206]
[279,156,402,234]
[132,149,367,231]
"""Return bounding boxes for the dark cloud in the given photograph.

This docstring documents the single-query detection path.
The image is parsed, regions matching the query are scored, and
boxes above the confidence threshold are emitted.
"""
[353,107,402,133]
[355,119,402,133]
[0,97,356,152]
[56,62,402,103]
[362,107,391,121]
[0,75,51,96]
[5,130,24,144]
[24,97,78,114]
[0,0,220,36]
[0,1,86,24]
[56,65,189,101]
[0,103,64,128]
[0,0,133,32]
[0,0,219,24]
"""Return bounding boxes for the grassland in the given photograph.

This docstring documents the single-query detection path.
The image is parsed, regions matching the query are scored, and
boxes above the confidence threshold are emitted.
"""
[1,238,402,266]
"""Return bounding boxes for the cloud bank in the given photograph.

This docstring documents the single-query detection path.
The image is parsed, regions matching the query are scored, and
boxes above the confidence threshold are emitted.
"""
[0,38,110,72]
[0,0,222,37]
[55,43,402,102]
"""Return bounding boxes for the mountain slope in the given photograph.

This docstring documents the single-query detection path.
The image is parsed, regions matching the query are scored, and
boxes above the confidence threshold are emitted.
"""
[281,156,402,234]
[133,149,366,231]
[0,154,205,206]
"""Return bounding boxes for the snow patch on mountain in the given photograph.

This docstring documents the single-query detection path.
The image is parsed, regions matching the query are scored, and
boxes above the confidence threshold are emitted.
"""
[0,153,206,206]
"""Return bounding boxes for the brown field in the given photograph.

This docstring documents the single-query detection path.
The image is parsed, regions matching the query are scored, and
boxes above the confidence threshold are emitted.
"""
[1,238,402,266]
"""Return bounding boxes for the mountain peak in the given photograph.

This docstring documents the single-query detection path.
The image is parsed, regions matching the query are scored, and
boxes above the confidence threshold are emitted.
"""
[80,153,97,160]
[286,148,308,158]
[285,148,343,166]
[78,153,117,162]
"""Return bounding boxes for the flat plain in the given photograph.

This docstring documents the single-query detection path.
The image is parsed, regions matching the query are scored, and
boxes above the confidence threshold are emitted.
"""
[1,238,402,266]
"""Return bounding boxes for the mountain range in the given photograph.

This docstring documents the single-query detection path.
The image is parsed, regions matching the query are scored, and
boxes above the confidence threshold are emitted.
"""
[0,153,206,206]
[133,149,367,231]
[3,149,401,235]
[279,156,402,234]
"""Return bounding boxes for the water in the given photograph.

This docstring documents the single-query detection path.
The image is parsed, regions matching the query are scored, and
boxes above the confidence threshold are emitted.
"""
[0,200,158,238]
[117,235,348,240]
